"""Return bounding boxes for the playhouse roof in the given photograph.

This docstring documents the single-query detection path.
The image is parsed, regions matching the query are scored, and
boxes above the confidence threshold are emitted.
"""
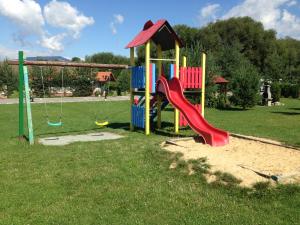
[125,19,183,51]
[213,76,229,84]
[95,72,116,82]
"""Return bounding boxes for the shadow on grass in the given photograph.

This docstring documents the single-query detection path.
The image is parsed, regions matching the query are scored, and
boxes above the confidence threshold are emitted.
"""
[216,107,248,111]
[271,111,300,116]
[289,108,300,111]
[152,121,196,138]
[163,108,174,112]
[107,122,130,131]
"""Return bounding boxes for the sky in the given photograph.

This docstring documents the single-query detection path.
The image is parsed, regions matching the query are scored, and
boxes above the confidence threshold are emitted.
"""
[0,0,299,60]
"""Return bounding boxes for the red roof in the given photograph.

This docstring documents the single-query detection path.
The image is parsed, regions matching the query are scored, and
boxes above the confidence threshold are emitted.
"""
[213,76,229,84]
[95,72,116,82]
[125,19,183,51]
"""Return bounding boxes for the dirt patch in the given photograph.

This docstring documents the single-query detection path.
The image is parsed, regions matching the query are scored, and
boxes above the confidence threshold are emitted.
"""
[162,136,300,187]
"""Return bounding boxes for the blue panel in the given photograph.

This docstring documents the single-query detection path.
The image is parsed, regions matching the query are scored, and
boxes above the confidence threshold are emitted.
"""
[132,105,145,128]
[170,64,174,79]
[151,63,156,93]
[131,66,146,89]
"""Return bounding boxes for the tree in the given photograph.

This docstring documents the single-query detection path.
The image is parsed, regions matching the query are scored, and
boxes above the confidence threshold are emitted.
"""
[71,57,81,62]
[0,60,18,96]
[230,60,260,109]
[116,70,130,94]
[271,82,281,102]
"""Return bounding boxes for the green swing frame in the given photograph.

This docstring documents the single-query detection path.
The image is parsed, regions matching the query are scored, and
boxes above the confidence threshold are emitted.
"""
[14,51,128,145]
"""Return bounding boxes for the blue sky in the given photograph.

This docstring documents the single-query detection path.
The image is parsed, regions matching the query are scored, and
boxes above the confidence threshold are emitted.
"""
[0,0,299,59]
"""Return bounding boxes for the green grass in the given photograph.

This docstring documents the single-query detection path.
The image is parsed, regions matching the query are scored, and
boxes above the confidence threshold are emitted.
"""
[0,98,299,224]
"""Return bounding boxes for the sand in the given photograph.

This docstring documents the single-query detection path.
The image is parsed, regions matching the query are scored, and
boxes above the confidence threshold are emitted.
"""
[162,135,300,187]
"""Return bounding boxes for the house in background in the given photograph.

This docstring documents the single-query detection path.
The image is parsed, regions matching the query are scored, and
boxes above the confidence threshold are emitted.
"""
[93,71,116,97]
[213,76,229,95]
[95,71,116,84]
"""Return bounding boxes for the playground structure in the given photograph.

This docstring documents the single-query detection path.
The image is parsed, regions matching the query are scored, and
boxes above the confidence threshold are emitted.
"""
[9,51,128,145]
[9,19,229,147]
[126,20,229,146]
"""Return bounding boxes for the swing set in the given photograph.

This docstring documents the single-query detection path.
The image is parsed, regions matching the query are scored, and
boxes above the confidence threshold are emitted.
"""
[9,51,129,145]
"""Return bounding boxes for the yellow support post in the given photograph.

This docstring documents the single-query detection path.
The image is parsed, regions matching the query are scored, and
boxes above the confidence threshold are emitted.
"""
[182,56,187,67]
[157,45,162,129]
[201,53,206,117]
[145,41,151,135]
[174,40,180,133]
[130,47,135,131]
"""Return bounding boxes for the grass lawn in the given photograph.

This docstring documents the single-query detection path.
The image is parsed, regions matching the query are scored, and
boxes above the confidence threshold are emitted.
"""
[0,98,299,224]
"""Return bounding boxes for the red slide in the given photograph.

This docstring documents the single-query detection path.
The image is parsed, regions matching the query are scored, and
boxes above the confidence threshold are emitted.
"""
[157,76,229,147]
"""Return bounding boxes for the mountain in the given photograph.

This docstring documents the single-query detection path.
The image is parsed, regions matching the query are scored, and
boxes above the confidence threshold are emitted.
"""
[26,56,70,61]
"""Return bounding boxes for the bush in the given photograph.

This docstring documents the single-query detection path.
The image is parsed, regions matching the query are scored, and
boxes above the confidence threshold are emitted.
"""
[116,70,130,94]
[271,82,281,102]
[230,62,260,109]
[0,60,18,97]
[280,83,300,98]
[216,93,228,109]
[290,85,299,98]
[71,76,93,96]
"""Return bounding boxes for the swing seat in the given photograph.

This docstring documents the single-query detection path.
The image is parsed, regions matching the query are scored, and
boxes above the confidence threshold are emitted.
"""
[47,121,63,127]
[95,121,109,127]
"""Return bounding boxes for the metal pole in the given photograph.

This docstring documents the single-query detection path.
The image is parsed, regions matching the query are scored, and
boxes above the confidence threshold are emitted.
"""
[145,41,150,135]
[130,47,135,131]
[201,53,206,117]
[174,40,180,133]
[157,45,162,129]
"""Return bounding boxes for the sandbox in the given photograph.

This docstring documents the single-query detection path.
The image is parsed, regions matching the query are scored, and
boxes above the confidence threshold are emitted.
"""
[162,135,300,187]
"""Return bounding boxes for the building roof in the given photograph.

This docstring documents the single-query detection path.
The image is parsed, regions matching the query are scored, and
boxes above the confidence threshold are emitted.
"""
[213,76,229,84]
[125,19,183,51]
[95,72,116,82]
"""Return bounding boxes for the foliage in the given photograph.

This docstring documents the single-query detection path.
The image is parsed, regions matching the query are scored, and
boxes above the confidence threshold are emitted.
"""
[230,60,260,109]
[216,93,228,109]
[30,66,53,97]
[270,82,281,102]
[71,57,81,62]
[70,68,93,96]
[281,83,300,98]
[174,17,300,85]
[116,70,130,94]
[0,60,18,96]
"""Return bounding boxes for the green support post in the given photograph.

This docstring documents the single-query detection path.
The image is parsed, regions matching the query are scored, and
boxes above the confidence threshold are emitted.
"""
[18,51,25,139]
[23,66,34,145]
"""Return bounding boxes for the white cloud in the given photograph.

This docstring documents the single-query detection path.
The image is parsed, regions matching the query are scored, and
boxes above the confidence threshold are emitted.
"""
[198,4,221,25]
[114,14,124,24]
[110,14,124,34]
[197,0,300,39]
[222,0,288,29]
[0,0,44,36]
[0,45,49,60]
[221,0,300,39]
[0,0,94,53]
[287,0,297,6]
[276,9,300,39]
[201,4,221,18]
[44,0,94,38]
[39,33,67,52]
